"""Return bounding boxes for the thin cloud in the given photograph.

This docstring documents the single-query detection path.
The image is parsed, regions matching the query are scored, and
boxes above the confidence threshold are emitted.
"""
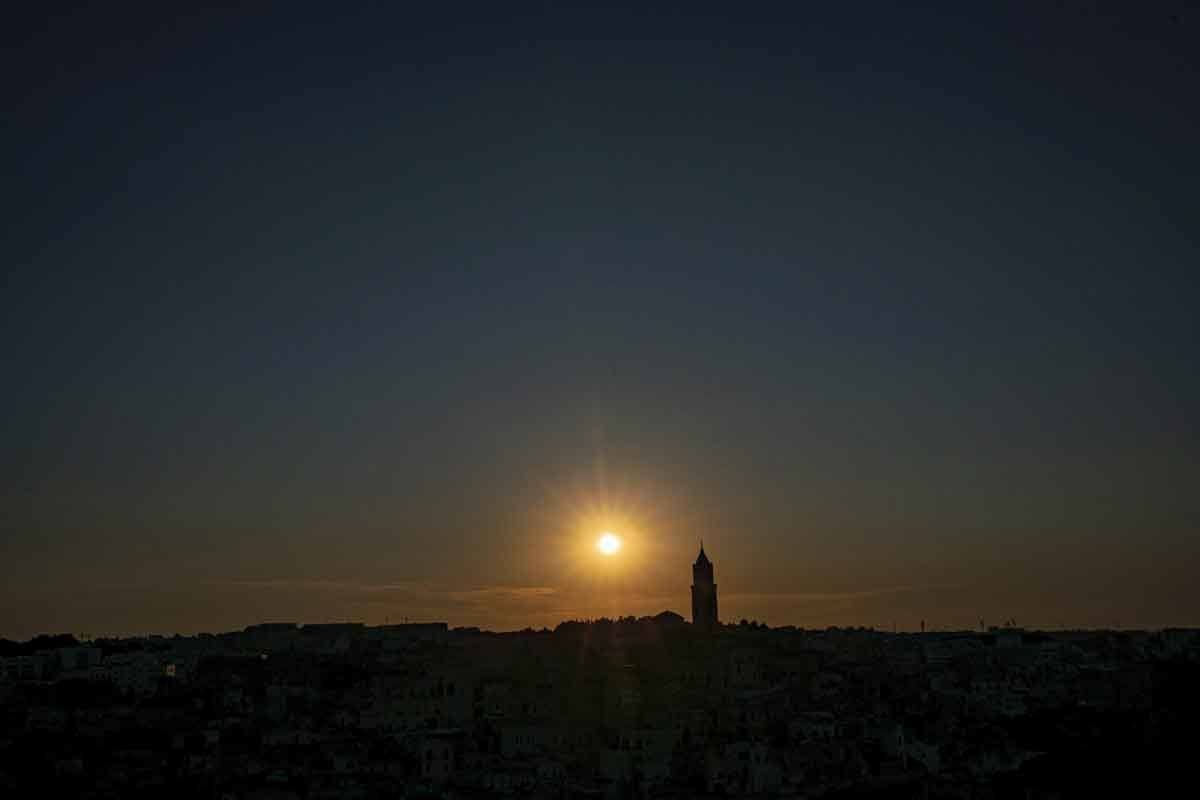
[219,578,559,606]
[220,578,363,591]
[724,584,962,603]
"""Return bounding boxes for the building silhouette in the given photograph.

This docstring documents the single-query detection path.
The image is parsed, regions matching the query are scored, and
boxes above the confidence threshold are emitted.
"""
[691,543,719,631]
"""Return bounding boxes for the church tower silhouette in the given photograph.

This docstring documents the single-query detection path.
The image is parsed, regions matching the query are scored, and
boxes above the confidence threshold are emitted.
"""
[691,543,719,631]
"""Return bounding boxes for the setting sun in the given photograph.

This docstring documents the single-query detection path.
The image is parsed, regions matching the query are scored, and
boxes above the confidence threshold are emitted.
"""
[596,532,622,555]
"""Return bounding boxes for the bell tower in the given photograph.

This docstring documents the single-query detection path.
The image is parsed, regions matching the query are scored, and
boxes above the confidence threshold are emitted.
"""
[690,543,719,631]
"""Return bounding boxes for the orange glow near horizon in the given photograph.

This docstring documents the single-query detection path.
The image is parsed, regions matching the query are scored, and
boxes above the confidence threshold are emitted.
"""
[524,471,693,622]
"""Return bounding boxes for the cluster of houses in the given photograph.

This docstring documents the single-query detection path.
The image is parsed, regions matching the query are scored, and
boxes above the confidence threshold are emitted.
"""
[0,620,1195,798]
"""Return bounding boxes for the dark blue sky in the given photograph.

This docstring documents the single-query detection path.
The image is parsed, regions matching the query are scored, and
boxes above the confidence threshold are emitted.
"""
[3,1,1197,637]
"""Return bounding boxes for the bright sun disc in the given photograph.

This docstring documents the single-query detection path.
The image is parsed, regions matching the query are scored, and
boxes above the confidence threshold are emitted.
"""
[596,532,622,555]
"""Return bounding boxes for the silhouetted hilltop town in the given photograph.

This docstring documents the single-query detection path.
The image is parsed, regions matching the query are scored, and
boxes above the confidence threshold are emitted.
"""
[2,550,1198,798]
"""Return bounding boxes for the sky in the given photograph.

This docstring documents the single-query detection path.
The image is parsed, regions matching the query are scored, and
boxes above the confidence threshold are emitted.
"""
[2,1,1197,638]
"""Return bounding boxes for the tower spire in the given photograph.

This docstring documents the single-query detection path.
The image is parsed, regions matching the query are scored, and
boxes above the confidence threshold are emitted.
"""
[691,542,718,631]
